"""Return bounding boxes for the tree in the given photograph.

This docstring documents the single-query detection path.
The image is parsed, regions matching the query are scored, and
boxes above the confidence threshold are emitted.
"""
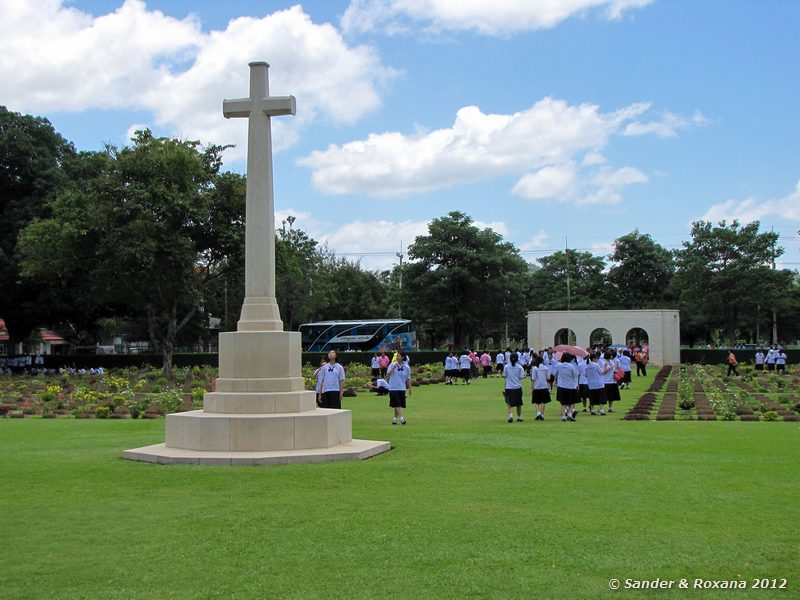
[19,130,244,378]
[673,220,781,346]
[529,249,608,311]
[275,216,323,331]
[404,211,529,348]
[313,254,389,322]
[0,106,78,346]
[607,230,675,308]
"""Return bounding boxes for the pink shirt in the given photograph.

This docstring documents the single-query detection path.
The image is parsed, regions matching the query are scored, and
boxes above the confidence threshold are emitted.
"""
[480,353,491,367]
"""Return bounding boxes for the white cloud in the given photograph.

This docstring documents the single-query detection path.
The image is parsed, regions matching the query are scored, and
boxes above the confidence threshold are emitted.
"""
[300,98,650,198]
[623,110,709,138]
[582,151,607,166]
[698,180,800,224]
[0,1,394,160]
[578,166,648,205]
[342,0,653,36]
[522,230,549,251]
[273,212,520,270]
[474,220,510,237]
[512,163,577,200]
[321,218,432,270]
[275,211,430,270]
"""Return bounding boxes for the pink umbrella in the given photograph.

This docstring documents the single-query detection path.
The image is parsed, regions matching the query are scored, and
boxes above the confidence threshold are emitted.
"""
[553,344,589,358]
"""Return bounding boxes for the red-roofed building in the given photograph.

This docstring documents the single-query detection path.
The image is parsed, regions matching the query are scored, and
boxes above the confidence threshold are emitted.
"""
[0,319,8,355]
[0,320,69,355]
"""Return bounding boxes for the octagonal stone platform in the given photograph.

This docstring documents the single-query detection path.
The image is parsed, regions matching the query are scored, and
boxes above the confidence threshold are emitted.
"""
[123,438,390,466]
[123,329,390,466]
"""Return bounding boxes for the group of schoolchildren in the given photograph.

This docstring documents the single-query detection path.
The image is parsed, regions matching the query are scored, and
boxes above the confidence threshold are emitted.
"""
[313,346,638,427]
[314,349,413,425]
[753,347,789,373]
[499,348,633,423]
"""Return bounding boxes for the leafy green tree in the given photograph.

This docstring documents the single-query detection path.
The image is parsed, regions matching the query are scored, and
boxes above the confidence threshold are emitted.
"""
[405,211,529,348]
[313,254,390,322]
[673,220,781,346]
[529,249,608,310]
[275,216,323,331]
[19,130,244,378]
[0,107,79,345]
[607,230,675,308]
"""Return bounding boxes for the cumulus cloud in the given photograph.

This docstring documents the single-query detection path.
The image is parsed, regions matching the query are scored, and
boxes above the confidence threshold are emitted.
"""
[522,230,549,251]
[342,0,653,36]
[274,210,431,270]
[623,110,709,138]
[0,0,394,159]
[698,180,800,224]
[301,97,668,205]
[578,166,648,205]
[512,163,577,200]
[300,98,652,198]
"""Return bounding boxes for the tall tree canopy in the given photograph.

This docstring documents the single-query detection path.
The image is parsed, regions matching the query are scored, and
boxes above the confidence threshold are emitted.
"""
[0,107,78,345]
[404,211,529,348]
[18,130,244,378]
[673,220,783,346]
[607,229,675,308]
[530,249,608,311]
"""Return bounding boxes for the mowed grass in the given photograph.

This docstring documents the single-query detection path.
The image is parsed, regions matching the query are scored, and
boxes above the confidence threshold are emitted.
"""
[1,371,797,600]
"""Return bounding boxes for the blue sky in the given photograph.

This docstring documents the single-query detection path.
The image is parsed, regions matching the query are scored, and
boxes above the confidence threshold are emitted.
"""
[2,0,799,270]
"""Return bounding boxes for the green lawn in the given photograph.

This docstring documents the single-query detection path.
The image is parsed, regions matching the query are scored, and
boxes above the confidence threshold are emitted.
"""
[1,371,797,599]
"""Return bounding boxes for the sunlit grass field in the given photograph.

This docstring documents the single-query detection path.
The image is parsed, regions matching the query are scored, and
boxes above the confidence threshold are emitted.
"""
[1,370,797,599]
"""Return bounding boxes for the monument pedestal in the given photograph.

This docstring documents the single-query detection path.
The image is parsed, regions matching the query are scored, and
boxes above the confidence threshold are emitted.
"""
[123,329,390,465]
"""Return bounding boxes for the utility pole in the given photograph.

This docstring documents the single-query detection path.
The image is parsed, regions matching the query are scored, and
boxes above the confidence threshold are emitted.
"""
[771,227,777,345]
[565,236,571,310]
[396,241,404,318]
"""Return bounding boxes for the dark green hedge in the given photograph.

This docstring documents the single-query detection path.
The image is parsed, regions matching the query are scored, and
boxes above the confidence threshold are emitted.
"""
[34,349,798,370]
[38,351,454,370]
[40,353,219,370]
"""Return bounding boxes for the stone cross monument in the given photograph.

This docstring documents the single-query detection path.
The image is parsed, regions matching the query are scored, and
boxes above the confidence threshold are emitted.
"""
[222,62,293,332]
[124,62,389,465]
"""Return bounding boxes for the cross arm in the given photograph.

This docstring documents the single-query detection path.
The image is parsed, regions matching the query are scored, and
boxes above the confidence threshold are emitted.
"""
[223,98,253,119]
[263,96,296,117]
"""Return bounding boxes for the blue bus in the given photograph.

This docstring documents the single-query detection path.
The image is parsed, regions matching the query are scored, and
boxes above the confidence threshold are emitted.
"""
[299,320,416,352]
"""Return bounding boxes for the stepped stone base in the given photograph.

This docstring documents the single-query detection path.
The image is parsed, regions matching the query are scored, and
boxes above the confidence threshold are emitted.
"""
[165,408,353,452]
[123,327,391,466]
[123,438,391,465]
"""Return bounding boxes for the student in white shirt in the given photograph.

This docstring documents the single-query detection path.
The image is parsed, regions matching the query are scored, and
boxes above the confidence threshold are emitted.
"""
[618,351,633,389]
[503,352,525,423]
[371,353,381,378]
[530,355,552,420]
[458,351,472,385]
[601,349,621,412]
[319,350,345,409]
[776,349,787,374]
[444,352,458,385]
[495,351,505,376]
[386,351,412,425]
[577,357,590,412]
[586,353,611,415]
[554,353,580,421]
[754,350,765,371]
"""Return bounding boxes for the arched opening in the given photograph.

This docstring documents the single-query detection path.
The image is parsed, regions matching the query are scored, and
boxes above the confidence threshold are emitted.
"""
[589,328,613,348]
[553,328,576,346]
[626,327,649,348]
